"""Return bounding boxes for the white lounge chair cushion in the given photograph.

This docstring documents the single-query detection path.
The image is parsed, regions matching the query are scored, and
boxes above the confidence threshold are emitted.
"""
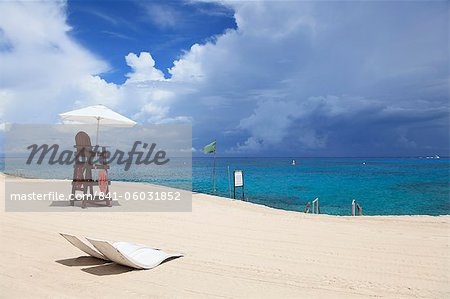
[87,238,183,269]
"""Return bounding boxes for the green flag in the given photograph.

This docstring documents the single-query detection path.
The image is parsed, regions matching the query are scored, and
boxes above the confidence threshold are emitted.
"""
[203,140,216,154]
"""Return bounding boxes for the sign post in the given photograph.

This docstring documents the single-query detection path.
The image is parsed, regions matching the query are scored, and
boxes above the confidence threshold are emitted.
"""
[233,170,244,200]
[227,166,231,198]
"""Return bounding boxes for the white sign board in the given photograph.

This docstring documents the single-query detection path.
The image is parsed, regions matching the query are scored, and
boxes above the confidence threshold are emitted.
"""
[234,170,243,187]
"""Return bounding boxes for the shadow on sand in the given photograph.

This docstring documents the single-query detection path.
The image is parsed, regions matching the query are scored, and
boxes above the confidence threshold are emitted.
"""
[56,255,182,276]
[49,200,120,208]
[81,263,134,276]
[56,256,110,267]
[56,256,132,276]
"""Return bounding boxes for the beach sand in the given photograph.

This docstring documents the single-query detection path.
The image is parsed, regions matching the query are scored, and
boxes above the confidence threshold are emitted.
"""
[0,173,448,298]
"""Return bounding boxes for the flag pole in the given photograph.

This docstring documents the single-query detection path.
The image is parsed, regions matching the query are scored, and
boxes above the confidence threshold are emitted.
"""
[212,140,216,193]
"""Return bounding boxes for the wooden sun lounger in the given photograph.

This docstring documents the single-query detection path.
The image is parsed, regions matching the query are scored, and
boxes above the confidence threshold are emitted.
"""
[71,131,111,208]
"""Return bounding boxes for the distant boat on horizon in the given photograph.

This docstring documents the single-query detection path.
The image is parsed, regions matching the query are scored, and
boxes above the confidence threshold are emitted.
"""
[291,159,296,166]
[425,155,440,159]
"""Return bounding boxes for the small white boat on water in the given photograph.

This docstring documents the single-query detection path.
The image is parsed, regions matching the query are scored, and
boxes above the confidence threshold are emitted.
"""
[291,159,296,166]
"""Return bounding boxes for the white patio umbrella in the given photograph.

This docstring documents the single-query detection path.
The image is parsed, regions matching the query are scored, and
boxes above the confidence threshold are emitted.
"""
[59,105,136,145]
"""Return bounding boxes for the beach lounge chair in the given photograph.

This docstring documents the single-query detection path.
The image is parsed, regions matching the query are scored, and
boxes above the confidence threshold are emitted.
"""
[86,238,183,270]
[59,233,108,260]
[60,233,182,270]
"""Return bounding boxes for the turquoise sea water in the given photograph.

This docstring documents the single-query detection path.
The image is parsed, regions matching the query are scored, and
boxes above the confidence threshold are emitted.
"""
[192,157,449,216]
[2,157,449,216]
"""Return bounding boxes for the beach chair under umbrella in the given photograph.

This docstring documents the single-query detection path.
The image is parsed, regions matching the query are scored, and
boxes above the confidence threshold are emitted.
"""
[60,105,136,208]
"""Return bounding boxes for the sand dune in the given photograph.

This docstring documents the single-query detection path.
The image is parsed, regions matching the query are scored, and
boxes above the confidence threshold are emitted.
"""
[0,173,448,298]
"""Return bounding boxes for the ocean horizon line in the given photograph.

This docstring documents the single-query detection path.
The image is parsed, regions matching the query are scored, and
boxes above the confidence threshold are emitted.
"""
[191,155,450,159]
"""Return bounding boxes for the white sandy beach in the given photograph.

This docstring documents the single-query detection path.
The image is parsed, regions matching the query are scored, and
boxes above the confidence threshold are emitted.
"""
[0,173,449,298]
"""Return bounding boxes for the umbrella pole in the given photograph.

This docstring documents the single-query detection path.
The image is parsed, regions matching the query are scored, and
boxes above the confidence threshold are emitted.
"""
[96,117,100,146]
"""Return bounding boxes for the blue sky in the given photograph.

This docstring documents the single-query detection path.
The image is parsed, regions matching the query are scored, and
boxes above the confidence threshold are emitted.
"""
[0,0,448,157]
[67,0,236,83]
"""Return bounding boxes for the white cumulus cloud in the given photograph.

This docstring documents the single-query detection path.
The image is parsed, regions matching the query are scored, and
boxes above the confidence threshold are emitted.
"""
[0,0,448,156]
